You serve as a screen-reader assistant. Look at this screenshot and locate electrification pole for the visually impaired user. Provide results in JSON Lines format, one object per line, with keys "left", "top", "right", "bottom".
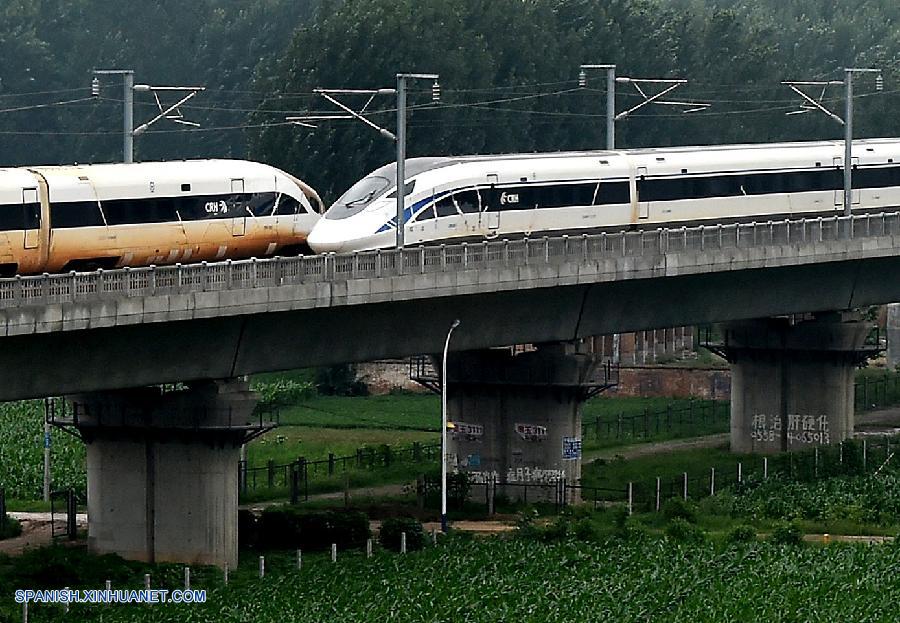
{"left": 782, "top": 68, "right": 882, "bottom": 217}
{"left": 578, "top": 65, "right": 709, "bottom": 150}
{"left": 395, "top": 73, "right": 439, "bottom": 248}
{"left": 92, "top": 69, "right": 135, "bottom": 162}
{"left": 291, "top": 73, "right": 440, "bottom": 248}
{"left": 579, "top": 64, "right": 616, "bottom": 149}
{"left": 92, "top": 70, "right": 205, "bottom": 163}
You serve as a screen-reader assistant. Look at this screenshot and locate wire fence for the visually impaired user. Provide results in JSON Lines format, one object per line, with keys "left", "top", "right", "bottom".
{"left": 239, "top": 442, "right": 440, "bottom": 500}
{"left": 584, "top": 400, "right": 727, "bottom": 442}
{"left": 856, "top": 373, "right": 900, "bottom": 412}
{"left": 450, "top": 436, "right": 897, "bottom": 513}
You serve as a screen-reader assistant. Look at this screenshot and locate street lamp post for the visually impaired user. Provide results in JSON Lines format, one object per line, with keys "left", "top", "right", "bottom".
{"left": 441, "top": 318, "right": 460, "bottom": 533}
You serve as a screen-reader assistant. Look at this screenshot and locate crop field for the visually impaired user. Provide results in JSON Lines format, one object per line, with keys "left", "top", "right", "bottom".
{"left": 9, "top": 537, "right": 899, "bottom": 623}
{"left": 0, "top": 401, "right": 85, "bottom": 501}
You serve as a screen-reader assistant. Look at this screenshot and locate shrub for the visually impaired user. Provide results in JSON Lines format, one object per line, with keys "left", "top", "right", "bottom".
{"left": 725, "top": 524, "right": 757, "bottom": 544}
{"left": 573, "top": 517, "right": 600, "bottom": 541}
{"left": 662, "top": 497, "right": 697, "bottom": 523}
{"left": 379, "top": 517, "right": 426, "bottom": 552}
{"left": 771, "top": 521, "right": 804, "bottom": 546}
{"left": 256, "top": 508, "right": 370, "bottom": 551}
{"left": 0, "top": 514, "right": 21, "bottom": 540}
{"left": 665, "top": 518, "right": 706, "bottom": 544}
{"left": 315, "top": 364, "right": 369, "bottom": 396}
{"left": 238, "top": 509, "right": 258, "bottom": 549}
{"left": 252, "top": 379, "right": 315, "bottom": 407}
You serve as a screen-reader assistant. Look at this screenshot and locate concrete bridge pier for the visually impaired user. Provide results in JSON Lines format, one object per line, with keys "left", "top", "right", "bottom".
{"left": 718, "top": 315, "right": 875, "bottom": 454}
{"left": 445, "top": 343, "right": 613, "bottom": 502}
{"left": 66, "top": 379, "right": 262, "bottom": 570}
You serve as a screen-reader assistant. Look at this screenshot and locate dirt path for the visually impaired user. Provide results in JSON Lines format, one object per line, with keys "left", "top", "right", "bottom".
{"left": 240, "top": 483, "right": 408, "bottom": 512}
{"left": 0, "top": 513, "right": 87, "bottom": 556}
{"left": 584, "top": 433, "right": 730, "bottom": 463}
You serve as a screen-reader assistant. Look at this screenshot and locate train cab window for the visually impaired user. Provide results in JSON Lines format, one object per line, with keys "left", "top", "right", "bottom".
{"left": 246, "top": 192, "right": 277, "bottom": 216}
{"left": 50, "top": 201, "right": 105, "bottom": 228}
{"left": 275, "top": 194, "right": 304, "bottom": 215}
{"left": 386, "top": 180, "right": 416, "bottom": 199}
{"left": 453, "top": 190, "right": 480, "bottom": 213}
{"left": 434, "top": 195, "right": 458, "bottom": 217}
{"left": 415, "top": 206, "right": 435, "bottom": 221}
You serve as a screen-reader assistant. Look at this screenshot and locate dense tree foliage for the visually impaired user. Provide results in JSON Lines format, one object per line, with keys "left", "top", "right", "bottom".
{"left": 0, "top": 0, "right": 318, "bottom": 165}
{"left": 251, "top": 0, "right": 900, "bottom": 202}
{"left": 1, "top": 0, "right": 899, "bottom": 204}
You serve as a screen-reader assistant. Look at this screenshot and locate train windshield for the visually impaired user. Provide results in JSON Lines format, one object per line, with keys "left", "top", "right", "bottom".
{"left": 324, "top": 157, "right": 457, "bottom": 220}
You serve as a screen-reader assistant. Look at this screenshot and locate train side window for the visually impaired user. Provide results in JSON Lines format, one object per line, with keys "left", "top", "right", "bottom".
{"left": 599, "top": 181, "right": 630, "bottom": 204}
{"left": 50, "top": 201, "right": 105, "bottom": 228}
{"left": 434, "top": 195, "right": 458, "bottom": 217}
{"left": 0, "top": 204, "right": 34, "bottom": 231}
{"left": 454, "top": 190, "right": 480, "bottom": 213}
{"left": 415, "top": 205, "right": 435, "bottom": 221}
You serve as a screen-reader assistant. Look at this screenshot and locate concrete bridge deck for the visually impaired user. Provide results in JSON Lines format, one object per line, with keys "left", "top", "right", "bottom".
{"left": 1, "top": 213, "right": 900, "bottom": 400}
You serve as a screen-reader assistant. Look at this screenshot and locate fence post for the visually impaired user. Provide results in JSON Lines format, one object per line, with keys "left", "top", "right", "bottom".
{"left": 737, "top": 462, "right": 743, "bottom": 484}
{"left": 267, "top": 459, "right": 275, "bottom": 488}
{"left": 356, "top": 448, "right": 363, "bottom": 468}
{"left": 682, "top": 472, "right": 688, "bottom": 500}
{"left": 413, "top": 442, "right": 422, "bottom": 462}
{"left": 710, "top": 467, "right": 715, "bottom": 496}
{"left": 144, "top": 574, "right": 151, "bottom": 590}
{"left": 627, "top": 482, "right": 633, "bottom": 515}
{"left": 259, "top": 555, "right": 265, "bottom": 579}
{"left": 366, "top": 539, "right": 373, "bottom": 558}
{"left": 814, "top": 447, "right": 819, "bottom": 478}
{"left": 184, "top": 567, "right": 191, "bottom": 591}
{"left": 863, "top": 439, "right": 868, "bottom": 472}
{"left": 224, "top": 563, "right": 229, "bottom": 585}
{"left": 328, "top": 453, "right": 335, "bottom": 476}
{"left": 401, "top": 532, "right": 407, "bottom": 554}
{"left": 655, "top": 477, "right": 661, "bottom": 512}
{"left": 763, "top": 457, "right": 768, "bottom": 480}
{"left": 331, "top": 543, "right": 337, "bottom": 563}
{"left": 488, "top": 479, "right": 495, "bottom": 516}
{"left": 22, "top": 602, "right": 27, "bottom": 623}
{"left": 290, "top": 462, "right": 299, "bottom": 505}
{"left": 66, "top": 488, "right": 77, "bottom": 541}
{"left": 595, "top": 416, "right": 601, "bottom": 440}
{"left": 297, "top": 549, "right": 303, "bottom": 570}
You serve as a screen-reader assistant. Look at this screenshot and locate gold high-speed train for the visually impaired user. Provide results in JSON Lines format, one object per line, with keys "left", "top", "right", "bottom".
{"left": 0, "top": 159, "right": 323, "bottom": 276}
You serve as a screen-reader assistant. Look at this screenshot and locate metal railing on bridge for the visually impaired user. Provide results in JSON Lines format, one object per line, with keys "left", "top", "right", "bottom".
{"left": 1, "top": 211, "right": 898, "bottom": 308}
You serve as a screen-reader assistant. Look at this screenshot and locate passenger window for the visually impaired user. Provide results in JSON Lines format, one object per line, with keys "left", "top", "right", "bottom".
{"left": 454, "top": 190, "right": 480, "bottom": 213}
{"left": 415, "top": 206, "right": 435, "bottom": 221}
{"left": 434, "top": 196, "right": 458, "bottom": 217}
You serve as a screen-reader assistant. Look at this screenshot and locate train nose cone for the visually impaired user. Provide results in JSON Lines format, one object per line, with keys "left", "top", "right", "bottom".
{"left": 307, "top": 220, "right": 348, "bottom": 254}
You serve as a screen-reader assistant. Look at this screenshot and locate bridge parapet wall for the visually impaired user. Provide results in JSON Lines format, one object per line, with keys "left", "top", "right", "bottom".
{"left": 0, "top": 213, "right": 898, "bottom": 339}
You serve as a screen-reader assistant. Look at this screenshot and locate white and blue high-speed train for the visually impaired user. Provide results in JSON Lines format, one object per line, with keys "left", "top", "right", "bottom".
{"left": 307, "top": 138, "right": 900, "bottom": 253}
